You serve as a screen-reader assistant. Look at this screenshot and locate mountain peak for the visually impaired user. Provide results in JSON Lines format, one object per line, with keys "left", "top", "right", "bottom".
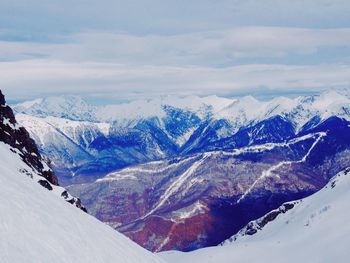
{"left": 313, "top": 90, "right": 349, "bottom": 109}
{"left": 14, "top": 95, "right": 97, "bottom": 122}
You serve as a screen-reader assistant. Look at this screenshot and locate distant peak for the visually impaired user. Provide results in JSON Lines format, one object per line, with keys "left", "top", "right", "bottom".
{"left": 312, "top": 89, "right": 349, "bottom": 110}
{"left": 318, "top": 89, "right": 347, "bottom": 99}
{"left": 42, "top": 95, "right": 88, "bottom": 104}
{"left": 240, "top": 95, "right": 259, "bottom": 103}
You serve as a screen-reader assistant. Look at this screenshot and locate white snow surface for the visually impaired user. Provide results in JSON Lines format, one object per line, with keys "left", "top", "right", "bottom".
{"left": 0, "top": 142, "right": 165, "bottom": 263}
{"left": 160, "top": 167, "right": 350, "bottom": 263}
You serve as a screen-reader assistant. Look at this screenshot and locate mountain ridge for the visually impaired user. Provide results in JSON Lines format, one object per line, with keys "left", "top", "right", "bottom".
{"left": 13, "top": 90, "right": 350, "bottom": 185}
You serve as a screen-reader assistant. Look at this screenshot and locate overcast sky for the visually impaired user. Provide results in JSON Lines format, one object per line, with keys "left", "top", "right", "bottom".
{"left": 1, "top": 0, "right": 350, "bottom": 102}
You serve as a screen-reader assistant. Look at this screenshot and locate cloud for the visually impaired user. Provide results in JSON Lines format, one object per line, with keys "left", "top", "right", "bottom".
{"left": 1, "top": 60, "right": 350, "bottom": 101}
{"left": 1, "top": 0, "right": 350, "bottom": 101}
{"left": 1, "top": 0, "right": 350, "bottom": 37}
{"left": 1, "top": 27, "right": 350, "bottom": 67}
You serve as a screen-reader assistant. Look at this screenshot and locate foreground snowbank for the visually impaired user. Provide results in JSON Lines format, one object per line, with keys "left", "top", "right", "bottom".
{"left": 0, "top": 142, "right": 165, "bottom": 263}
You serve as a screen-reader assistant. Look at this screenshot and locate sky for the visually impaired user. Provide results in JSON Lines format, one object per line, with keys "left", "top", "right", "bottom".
{"left": 1, "top": 0, "right": 350, "bottom": 103}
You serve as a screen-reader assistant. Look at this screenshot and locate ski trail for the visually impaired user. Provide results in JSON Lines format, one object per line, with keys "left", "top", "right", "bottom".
{"left": 155, "top": 202, "right": 207, "bottom": 252}
{"left": 156, "top": 236, "right": 171, "bottom": 253}
{"left": 217, "top": 132, "right": 324, "bottom": 158}
{"left": 98, "top": 156, "right": 197, "bottom": 182}
{"left": 155, "top": 223, "right": 177, "bottom": 252}
{"left": 141, "top": 153, "right": 210, "bottom": 219}
{"left": 237, "top": 132, "right": 326, "bottom": 204}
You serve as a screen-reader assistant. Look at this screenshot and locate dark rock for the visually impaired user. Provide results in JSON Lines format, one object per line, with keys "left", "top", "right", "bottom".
{"left": 38, "top": 180, "right": 53, "bottom": 191}
{"left": 61, "top": 190, "right": 69, "bottom": 199}
{"left": 0, "top": 90, "right": 58, "bottom": 185}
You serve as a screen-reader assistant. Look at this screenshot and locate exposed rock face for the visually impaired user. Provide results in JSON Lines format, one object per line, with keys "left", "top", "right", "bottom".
{"left": 0, "top": 91, "right": 57, "bottom": 185}
{"left": 0, "top": 90, "right": 86, "bottom": 211}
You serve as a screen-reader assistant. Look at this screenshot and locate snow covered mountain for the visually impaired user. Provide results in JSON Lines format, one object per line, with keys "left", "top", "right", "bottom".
{"left": 216, "top": 90, "right": 350, "bottom": 130}
{"left": 14, "top": 91, "right": 350, "bottom": 126}
{"left": 13, "top": 96, "right": 98, "bottom": 122}
{"left": 14, "top": 95, "right": 232, "bottom": 184}
{"left": 0, "top": 90, "right": 165, "bottom": 263}
{"left": 13, "top": 95, "right": 233, "bottom": 123}
{"left": 181, "top": 90, "right": 350, "bottom": 153}
{"left": 13, "top": 90, "right": 350, "bottom": 185}
{"left": 15, "top": 114, "right": 112, "bottom": 184}
{"left": 160, "top": 167, "right": 350, "bottom": 263}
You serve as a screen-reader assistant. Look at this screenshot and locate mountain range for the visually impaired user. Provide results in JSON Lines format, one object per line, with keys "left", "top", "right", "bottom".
{"left": 13, "top": 90, "right": 350, "bottom": 184}
{"left": 13, "top": 90, "right": 350, "bottom": 252}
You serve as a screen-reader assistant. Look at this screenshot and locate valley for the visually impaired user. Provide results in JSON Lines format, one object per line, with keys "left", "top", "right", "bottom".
{"left": 13, "top": 90, "right": 350, "bottom": 251}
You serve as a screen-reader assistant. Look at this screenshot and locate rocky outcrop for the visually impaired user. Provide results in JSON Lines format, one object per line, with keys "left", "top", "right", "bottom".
{"left": 223, "top": 201, "right": 299, "bottom": 243}
{"left": 0, "top": 90, "right": 86, "bottom": 211}
{"left": 0, "top": 91, "right": 57, "bottom": 185}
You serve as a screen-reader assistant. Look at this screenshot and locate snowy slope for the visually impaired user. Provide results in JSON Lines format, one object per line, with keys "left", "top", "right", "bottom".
{"left": 16, "top": 114, "right": 110, "bottom": 147}
{"left": 160, "top": 167, "right": 350, "bottom": 263}
{"left": 0, "top": 141, "right": 165, "bottom": 263}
